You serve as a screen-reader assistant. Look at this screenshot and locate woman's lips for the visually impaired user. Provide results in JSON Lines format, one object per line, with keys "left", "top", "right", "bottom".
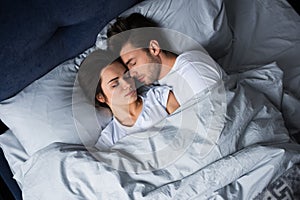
{"left": 125, "top": 90, "right": 136, "bottom": 97}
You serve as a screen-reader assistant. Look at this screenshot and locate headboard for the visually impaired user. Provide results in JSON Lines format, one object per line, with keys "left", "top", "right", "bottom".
{"left": 0, "top": 0, "right": 141, "bottom": 102}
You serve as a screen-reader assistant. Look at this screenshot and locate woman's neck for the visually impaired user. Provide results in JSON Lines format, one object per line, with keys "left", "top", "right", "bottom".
{"left": 111, "top": 97, "right": 143, "bottom": 127}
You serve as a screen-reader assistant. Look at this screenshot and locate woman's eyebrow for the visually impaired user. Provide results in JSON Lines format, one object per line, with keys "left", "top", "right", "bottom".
{"left": 107, "top": 69, "right": 128, "bottom": 84}
{"left": 107, "top": 77, "right": 118, "bottom": 84}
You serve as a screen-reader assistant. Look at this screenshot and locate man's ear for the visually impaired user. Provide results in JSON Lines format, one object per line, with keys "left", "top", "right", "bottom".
{"left": 96, "top": 93, "right": 106, "bottom": 103}
{"left": 149, "top": 40, "right": 161, "bottom": 56}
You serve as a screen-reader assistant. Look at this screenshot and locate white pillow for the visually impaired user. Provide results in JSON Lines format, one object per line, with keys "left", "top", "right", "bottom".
{"left": 0, "top": 129, "right": 28, "bottom": 175}
{"left": 97, "top": 0, "right": 232, "bottom": 59}
{"left": 0, "top": 48, "right": 112, "bottom": 156}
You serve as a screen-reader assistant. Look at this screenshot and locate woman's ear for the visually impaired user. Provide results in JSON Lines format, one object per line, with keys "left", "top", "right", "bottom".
{"left": 96, "top": 93, "right": 106, "bottom": 103}
{"left": 149, "top": 40, "right": 161, "bottom": 56}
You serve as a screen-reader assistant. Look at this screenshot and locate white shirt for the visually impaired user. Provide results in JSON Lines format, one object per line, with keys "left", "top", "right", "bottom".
{"left": 95, "top": 86, "right": 171, "bottom": 149}
{"left": 158, "top": 50, "right": 224, "bottom": 105}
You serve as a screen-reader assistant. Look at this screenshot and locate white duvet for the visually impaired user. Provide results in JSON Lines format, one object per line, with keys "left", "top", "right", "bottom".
{"left": 14, "top": 63, "right": 300, "bottom": 200}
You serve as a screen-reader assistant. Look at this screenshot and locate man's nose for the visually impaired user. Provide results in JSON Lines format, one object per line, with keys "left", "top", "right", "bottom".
{"left": 129, "top": 69, "right": 138, "bottom": 77}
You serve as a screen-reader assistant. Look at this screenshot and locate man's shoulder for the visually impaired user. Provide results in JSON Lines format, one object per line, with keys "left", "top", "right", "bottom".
{"left": 178, "top": 50, "right": 210, "bottom": 61}
{"left": 174, "top": 50, "right": 204, "bottom": 71}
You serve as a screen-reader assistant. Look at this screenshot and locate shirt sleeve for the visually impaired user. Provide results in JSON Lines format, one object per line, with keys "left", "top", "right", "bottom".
{"left": 147, "top": 86, "right": 171, "bottom": 109}
{"left": 95, "top": 121, "right": 114, "bottom": 150}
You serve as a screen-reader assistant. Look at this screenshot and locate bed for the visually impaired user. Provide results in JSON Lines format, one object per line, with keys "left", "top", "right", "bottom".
{"left": 0, "top": 0, "right": 300, "bottom": 199}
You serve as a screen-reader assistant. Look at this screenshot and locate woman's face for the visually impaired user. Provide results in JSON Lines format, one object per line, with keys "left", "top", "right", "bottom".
{"left": 98, "top": 61, "right": 137, "bottom": 107}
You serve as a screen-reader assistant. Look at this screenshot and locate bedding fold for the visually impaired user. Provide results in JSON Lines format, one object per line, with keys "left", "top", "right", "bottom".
{"left": 15, "top": 64, "right": 300, "bottom": 200}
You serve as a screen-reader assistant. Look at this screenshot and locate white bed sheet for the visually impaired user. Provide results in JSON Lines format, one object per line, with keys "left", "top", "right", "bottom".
{"left": 0, "top": 0, "right": 300, "bottom": 199}
{"left": 14, "top": 63, "right": 300, "bottom": 200}
{"left": 0, "top": 130, "right": 29, "bottom": 176}
{"left": 220, "top": 0, "right": 300, "bottom": 138}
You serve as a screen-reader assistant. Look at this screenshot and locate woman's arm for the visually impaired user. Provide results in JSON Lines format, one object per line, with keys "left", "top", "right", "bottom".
{"left": 166, "top": 91, "right": 180, "bottom": 114}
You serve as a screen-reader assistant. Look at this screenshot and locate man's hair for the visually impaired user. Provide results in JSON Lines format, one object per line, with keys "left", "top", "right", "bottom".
{"left": 107, "top": 13, "right": 158, "bottom": 38}
{"left": 107, "top": 13, "right": 175, "bottom": 56}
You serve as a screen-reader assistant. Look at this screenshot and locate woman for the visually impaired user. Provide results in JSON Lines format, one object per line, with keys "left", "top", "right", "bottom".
{"left": 78, "top": 49, "right": 179, "bottom": 149}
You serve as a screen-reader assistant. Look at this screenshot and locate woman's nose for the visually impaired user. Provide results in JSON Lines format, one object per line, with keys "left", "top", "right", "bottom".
{"left": 121, "top": 79, "right": 131, "bottom": 89}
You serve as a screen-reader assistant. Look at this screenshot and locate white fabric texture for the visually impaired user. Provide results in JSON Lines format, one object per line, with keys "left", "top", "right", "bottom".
{"left": 96, "top": 86, "right": 171, "bottom": 149}
{"left": 219, "top": 0, "right": 300, "bottom": 137}
{"left": 0, "top": 48, "right": 112, "bottom": 156}
{"left": 1, "top": 0, "right": 300, "bottom": 198}
{"left": 0, "top": 130, "right": 29, "bottom": 176}
{"left": 158, "top": 50, "right": 225, "bottom": 105}
{"left": 14, "top": 64, "right": 300, "bottom": 200}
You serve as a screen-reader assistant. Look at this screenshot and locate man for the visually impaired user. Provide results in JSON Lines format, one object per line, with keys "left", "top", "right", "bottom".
{"left": 107, "top": 13, "right": 224, "bottom": 105}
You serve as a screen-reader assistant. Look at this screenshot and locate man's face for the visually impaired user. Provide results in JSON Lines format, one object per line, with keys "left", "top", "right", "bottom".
{"left": 120, "top": 42, "right": 161, "bottom": 85}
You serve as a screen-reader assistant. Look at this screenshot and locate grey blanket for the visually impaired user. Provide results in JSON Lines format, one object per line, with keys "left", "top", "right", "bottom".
{"left": 15, "top": 63, "right": 300, "bottom": 200}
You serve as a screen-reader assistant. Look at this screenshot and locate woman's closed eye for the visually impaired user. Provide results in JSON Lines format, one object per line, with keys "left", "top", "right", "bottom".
{"left": 110, "top": 81, "right": 119, "bottom": 88}
{"left": 107, "top": 75, "right": 121, "bottom": 88}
